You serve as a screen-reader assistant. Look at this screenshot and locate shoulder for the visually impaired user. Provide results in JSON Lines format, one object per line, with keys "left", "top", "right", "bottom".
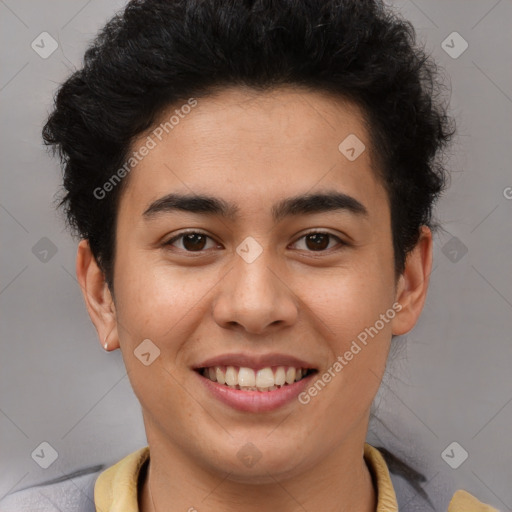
{"left": 0, "top": 467, "right": 101, "bottom": 512}
{"left": 448, "top": 489, "right": 500, "bottom": 512}
{"left": 366, "top": 443, "right": 500, "bottom": 512}
{"left": 94, "top": 445, "right": 150, "bottom": 511}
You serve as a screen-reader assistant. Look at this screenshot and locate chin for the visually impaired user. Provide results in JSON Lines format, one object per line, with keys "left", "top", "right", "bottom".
{"left": 206, "top": 441, "right": 313, "bottom": 482}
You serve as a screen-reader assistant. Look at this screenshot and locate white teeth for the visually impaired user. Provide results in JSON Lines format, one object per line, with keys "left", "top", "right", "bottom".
{"left": 201, "top": 365, "right": 311, "bottom": 391}
{"left": 256, "top": 368, "right": 275, "bottom": 388}
{"left": 275, "top": 366, "right": 286, "bottom": 386}
{"left": 225, "top": 366, "right": 237, "bottom": 386}
{"left": 285, "top": 367, "right": 296, "bottom": 384}
{"left": 238, "top": 367, "right": 256, "bottom": 387}
{"left": 215, "top": 367, "right": 225, "bottom": 385}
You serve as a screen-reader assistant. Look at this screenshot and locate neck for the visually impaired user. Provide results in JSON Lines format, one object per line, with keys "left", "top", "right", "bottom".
{"left": 139, "top": 429, "right": 376, "bottom": 512}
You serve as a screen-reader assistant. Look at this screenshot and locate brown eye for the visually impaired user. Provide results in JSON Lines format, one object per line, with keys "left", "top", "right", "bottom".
{"left": 165, "top": 232, "right": 217, "bottom": 252}
{"left": 292, "top": 232, "right": 344, "bottom": 252}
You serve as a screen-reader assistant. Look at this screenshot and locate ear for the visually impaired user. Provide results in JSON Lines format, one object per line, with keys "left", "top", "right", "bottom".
{"left": 76, "top": 239, "right": 119, "bottom": 351}
{"left": 391, "top": 226, "right": 433, "bottom": 336}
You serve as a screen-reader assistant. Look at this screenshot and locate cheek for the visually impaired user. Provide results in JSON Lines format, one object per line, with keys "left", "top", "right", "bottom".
{"left": 113, "top": 248, "right": 208, "bottom": 343}
{"left": 299, "top": 273, "right": 393, "bottom": 435}
{"left": 302, "top": 252, "right": 396, "bottom": 401}
{"left": 112, "top": 253, "right": 204, "bottom": 411}
{"left": 307, "top": 258, "right": 396, "bottom": 340}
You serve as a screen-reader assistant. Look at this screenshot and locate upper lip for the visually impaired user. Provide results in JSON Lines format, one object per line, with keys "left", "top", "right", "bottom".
{"left": 194, "top": 353, "right": 317, "bottom": 371}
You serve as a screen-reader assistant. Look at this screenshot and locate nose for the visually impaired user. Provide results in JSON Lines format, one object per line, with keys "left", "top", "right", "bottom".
{"left": 212, "top": 243, "right": 299, "bottom": 335}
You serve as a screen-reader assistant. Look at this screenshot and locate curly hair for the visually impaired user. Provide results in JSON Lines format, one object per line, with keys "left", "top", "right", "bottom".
{"left": 43, "top": 0, "right": 455, "bottom": 292}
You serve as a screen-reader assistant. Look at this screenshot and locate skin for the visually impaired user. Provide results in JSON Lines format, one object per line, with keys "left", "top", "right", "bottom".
{"left": 76, "top": 86, "right": 432, "bottom": 512}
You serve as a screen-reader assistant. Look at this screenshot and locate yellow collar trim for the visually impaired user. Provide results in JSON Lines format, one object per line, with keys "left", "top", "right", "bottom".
{"left": 94, "top": 443, "right": 496, "bottom": 512}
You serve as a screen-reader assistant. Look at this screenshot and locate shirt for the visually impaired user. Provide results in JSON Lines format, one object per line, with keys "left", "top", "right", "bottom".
{"left": 93, "top": 443, "right": 500, "bottom": 512}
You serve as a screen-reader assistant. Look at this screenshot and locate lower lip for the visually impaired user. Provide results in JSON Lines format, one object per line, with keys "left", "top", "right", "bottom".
{"left": 195, "top": 370, "right": 316, "bottom": 413}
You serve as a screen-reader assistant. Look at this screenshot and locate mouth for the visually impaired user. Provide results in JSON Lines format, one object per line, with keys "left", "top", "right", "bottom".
{"left": 196, "top": 365, "right": 318, "bottom": 392}
{"left": 193, "top": 353, "right": 319, "bottom": 412}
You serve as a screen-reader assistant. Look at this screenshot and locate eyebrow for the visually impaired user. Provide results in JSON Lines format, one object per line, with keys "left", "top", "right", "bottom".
{"left": 142, "top": 190, "right": 368, "bottom": 222}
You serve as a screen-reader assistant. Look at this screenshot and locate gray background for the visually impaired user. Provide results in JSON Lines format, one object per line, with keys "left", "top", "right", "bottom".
{"left": 0, "top": 0, "right": 511, "bottom": 510}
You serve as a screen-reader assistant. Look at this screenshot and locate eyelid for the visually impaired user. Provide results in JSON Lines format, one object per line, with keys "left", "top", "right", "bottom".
{"left": 164, "top": 229, "right": 348, "bottom": 253}
{"left": 164, "top": 229, "right": 219, "bottom": 247}
{"left": 290, "top": 230, "right": 347, "bottom": 249}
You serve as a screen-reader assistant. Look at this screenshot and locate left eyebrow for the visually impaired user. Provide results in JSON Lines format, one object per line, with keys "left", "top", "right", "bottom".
{"left": 142, "top": 190, "right": 369, "bottom": 222}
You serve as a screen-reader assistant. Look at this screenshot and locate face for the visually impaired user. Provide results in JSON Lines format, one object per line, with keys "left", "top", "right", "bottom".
{"left": 79, "top": 86, "right": 431, "bottom": 482}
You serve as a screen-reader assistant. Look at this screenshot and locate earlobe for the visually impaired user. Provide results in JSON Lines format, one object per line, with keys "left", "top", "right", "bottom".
{"left": 391, "top": 226, "right": 433, "bottom": 336}
{"left": 76, "top": 239, "right": 119, "bottom": 351}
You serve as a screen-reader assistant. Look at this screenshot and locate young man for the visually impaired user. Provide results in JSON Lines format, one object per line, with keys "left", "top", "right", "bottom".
{"left": 0, "top": 0, "right": 498, "bottom": 510}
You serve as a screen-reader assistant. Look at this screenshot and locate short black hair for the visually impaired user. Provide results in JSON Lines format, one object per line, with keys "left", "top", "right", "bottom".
{"left": 43, "top": 0, "right": 455, "bottom": 292}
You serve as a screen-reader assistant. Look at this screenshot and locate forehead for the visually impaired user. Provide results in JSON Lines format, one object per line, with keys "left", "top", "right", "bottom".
{"left": 118, "top": 86, "right": 387, "bottom": 221}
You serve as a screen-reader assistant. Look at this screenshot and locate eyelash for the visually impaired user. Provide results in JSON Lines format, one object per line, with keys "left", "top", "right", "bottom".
{"left": 163, "top": 230, "right": 347, "bottom": 254}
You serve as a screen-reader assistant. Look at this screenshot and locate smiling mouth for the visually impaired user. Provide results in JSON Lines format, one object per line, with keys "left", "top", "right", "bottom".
{"left": 196, "top": 365, "right": 317, "bottom": 392}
